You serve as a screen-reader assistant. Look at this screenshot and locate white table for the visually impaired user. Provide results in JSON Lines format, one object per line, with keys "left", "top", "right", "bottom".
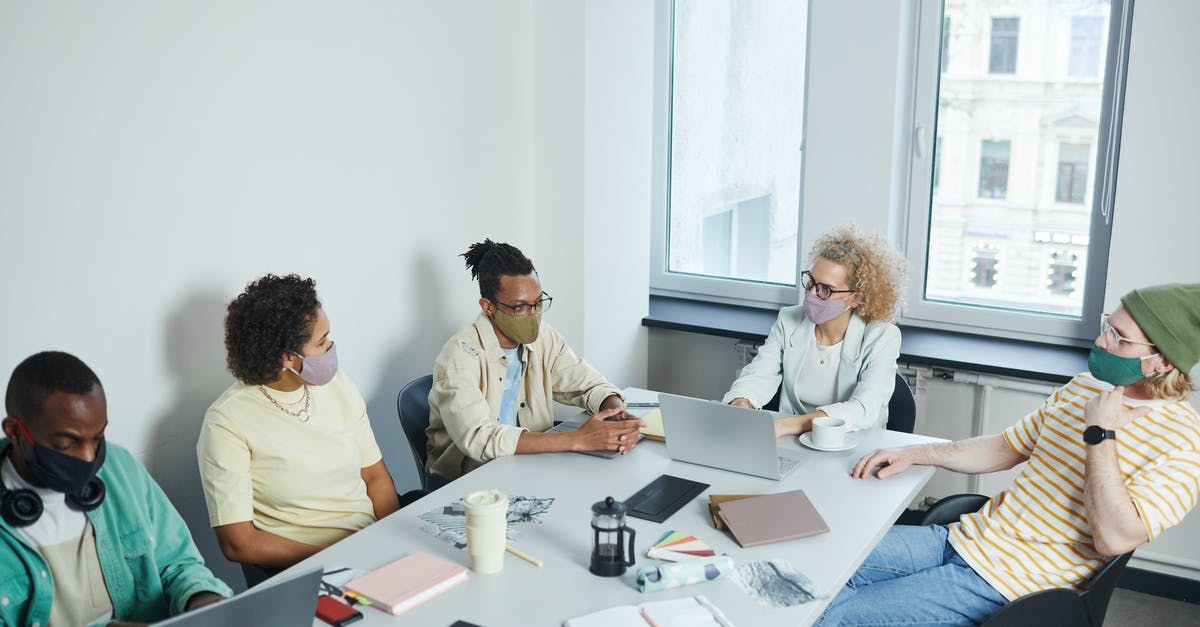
{"left": 293, "top": 392, "right": 939, "bottom": 626}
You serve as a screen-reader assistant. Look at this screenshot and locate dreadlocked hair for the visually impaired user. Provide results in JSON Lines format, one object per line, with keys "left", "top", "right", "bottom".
{"left": 461, "top": 239, "right": 536, "bottom": 299}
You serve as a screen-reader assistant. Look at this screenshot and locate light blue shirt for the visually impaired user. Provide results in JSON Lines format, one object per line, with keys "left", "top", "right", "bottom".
{"left": 499, "top": 346, "right": 525, "bottom": 426}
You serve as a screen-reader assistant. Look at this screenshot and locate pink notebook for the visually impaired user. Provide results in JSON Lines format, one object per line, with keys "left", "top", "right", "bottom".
{"left": 343, "top": 552, "right": 469, "bottom": 616}
{"left": 717, "top": 489, "right": 829, "bottom": 548}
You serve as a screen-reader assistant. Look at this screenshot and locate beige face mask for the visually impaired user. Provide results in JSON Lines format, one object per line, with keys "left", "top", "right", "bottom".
{"left": 492, "top": 309, "right": 542, "bottom": 345}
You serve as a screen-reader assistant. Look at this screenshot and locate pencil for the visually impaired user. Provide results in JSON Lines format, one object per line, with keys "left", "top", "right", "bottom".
{"left": 505, "top": 544, "right": 543, "bottom": 567}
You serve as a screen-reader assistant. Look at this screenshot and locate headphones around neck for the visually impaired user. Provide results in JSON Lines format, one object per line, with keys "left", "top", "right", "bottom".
{"left": 0, "top": 443, "right": 106, "bottom": 527}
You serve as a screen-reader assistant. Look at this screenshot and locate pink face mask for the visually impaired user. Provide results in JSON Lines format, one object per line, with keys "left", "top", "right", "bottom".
{"left": 288, "top": 342, "right": 339, "bottom": 386}
{"left": 803, "top": 291, "right": 850, "bottom": 324}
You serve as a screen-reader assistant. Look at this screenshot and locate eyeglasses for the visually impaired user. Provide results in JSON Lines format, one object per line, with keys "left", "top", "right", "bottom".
{"left": 801, "top": 271, "right": 856, "bottom": 301}
{"left": 491, "top": 292, "right": 553, "bottom": 318}
{"left": 1100, "top": 314, "right": 1155, "bottom": 349}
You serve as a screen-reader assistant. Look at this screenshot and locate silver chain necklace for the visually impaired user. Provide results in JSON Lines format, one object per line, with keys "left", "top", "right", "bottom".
{"left": 259, "top": 385, "right": 311, "bottom": 422}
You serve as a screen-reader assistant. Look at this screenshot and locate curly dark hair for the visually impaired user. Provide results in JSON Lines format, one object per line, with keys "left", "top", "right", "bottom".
{"left": 6, "top": 351, "right": 102, "bottom": 423}
{"left": 224, "top": 274, "right": 322, "bottom": 385}
{"left": 461, "top": 239, "right": 536, "bottom": 299}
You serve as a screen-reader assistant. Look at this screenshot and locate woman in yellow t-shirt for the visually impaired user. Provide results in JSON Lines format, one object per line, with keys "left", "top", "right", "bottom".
{"left": 197, "top": 274, "right": 400, "bottom": 581}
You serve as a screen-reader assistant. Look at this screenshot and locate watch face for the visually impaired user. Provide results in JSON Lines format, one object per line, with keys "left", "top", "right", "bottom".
{"left": 1083, "top": 425, "right": 1114, "bottom": 444}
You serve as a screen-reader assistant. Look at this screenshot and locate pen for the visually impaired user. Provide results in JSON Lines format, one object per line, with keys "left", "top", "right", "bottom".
{"left": 505, "top": 544, "right": 543, "bottom": 567}
{"left": 640, "top": 607, "right": 661, "bottom": 627}
{"left": 694, "top": 595, "right": 734, "bottom": 627}
{"left": 627, "top": 402, "right": 660, "bottom": 408}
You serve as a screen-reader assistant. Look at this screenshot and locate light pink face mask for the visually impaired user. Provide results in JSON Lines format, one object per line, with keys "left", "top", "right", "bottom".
{"left": 288, "top": 342, "right": 339, "bottom": 386}
{"left": 803, "top": 291, "right": 850, "bottom": 324}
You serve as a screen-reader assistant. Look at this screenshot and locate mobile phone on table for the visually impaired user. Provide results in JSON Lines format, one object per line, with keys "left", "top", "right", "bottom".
{"left": 316, "top": 595, "right": 363, "bottom": 626}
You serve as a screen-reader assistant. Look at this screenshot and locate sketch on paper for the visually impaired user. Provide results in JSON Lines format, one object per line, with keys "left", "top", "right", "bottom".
{"left": 731, "top": 559, "right": 821, "bottom": 607}
{"left": 417, "top": 495, "right": 555, "bottom": 549}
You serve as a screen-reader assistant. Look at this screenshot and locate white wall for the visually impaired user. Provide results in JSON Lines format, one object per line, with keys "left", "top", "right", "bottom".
{"left": 0, "top": 2, "right": 536, "bottom": 588}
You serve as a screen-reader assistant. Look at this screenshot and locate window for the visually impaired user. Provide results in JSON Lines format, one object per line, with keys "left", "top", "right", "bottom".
{"left": 651, "top": 0, "right": 807, "bottom": 305}
{"left": 906, "top": 0, "right": 1133, "bottom": 343}
{"left": 970, "top": 244, "right": 1000, "bottom": 289}
{"left": 978, "top": 140, "right": 1010, "bottom": 199}
{"left": 1056, "top": 143, "right": 1090, "bottom": 204}
{"left": 1047, "top": 249, "right": 1080, "bottom": 296}
{"left": 1069, "top": 16, "right": 1105, "bottom": 79}
{"left": 989, "top": 17, "right": 1019, "bottom": 75}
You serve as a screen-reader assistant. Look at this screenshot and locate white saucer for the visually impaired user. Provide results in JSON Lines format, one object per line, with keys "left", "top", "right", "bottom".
{"left": 798, "top": 432, "right": 859, "bottom": 452}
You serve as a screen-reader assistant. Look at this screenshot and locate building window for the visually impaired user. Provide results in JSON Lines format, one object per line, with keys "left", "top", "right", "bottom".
{"left": 906, "top": 0, "right": 1132, "bottom": 343}
{"left": 1047, "top": 249, "right": 1080, "bottom": 296}
{"left": 989, "top": 17, "right": 1019, "bottom": 75}
{"left": 652, "top": 0, "right": 807, "bottom": 305}
{"left": 978, "top": 140, "right": 1011, "bottom": 199}
{"left": 1056, "top": 143, "right": 1090, "bottom": 204}
{"left": 1069, "top": 16, "right": 1105, "bottom": 79}
{"left": 970, "top": 245, "right": 1000, "bottom": 289}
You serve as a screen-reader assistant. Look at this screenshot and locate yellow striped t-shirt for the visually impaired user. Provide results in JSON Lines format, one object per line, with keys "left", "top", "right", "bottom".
{"left": 948, "top": 373, "right": 1200, "bottom": 601}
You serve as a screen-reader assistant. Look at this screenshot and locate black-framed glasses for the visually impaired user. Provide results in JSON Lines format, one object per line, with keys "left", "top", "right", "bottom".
{"left": 491, "top": 292, "right": 553, "bottom": 318}
{"left": 801, "top": 271, "right": 856, "bottom": 301}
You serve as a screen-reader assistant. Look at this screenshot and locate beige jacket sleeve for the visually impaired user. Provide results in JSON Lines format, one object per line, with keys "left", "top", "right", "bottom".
{"left": 541, "top": 325, "right": 623, "bottom": 412}
{"left": 429, "top": 343, "right": 526, "bottom": 467}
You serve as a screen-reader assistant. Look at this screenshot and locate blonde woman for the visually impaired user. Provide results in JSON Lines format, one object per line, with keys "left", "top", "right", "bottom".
{"left": 724, "top": 225, "right": 907, "bottom": 437}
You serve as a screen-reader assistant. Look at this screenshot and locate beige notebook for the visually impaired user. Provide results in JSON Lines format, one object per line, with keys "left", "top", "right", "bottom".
{"left": 639, "top": 409, "right": 665, "bottom": 442}
{"left": 717, "top": 489, "right": 829, "bottom": 548}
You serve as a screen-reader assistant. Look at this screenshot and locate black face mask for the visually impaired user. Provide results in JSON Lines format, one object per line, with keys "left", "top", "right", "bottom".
{"left": 14, "top": 418, "right": 107, "bottom": 495}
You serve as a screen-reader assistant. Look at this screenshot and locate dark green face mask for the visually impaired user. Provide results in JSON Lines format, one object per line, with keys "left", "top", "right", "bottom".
{"left": 491, "top": 309, "right": 541, "bottom": 345}
{"left": 1087, "top": 344, "right": 1150, "bottom": 386}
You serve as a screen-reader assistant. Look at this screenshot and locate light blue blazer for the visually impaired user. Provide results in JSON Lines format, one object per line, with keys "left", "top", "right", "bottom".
{"left": 722, "top": 306, "right": 901, "bottom": 431}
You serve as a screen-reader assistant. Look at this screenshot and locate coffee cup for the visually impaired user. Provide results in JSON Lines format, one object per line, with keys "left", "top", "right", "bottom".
{"left": 462, "top": 489, "right": 509, "bottom": 574}
{"left": 811, "top": 416, "right": 847, "bottom": 449}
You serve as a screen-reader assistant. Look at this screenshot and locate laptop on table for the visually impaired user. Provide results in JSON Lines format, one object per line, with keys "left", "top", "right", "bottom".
{"left": 155, "top": 567, "right": 323, "bottom": 626}
{"left": 658, "top": 393, "right": 803, "bottom": 480}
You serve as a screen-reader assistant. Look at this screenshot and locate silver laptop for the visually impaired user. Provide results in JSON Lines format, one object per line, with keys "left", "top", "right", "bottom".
{"left": 155, "top": 566, "right": 323, "bottom": 626}
{"left": 659, "top": 393, "right": 803, "bottom": 480}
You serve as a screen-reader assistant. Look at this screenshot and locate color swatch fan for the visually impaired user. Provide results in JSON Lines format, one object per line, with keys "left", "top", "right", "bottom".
{"left": 645, "top": 530, "right": 716, "bottom": 562}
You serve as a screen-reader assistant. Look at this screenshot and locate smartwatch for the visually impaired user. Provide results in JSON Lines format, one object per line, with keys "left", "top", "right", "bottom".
{"left": 1083, "top": 425, "right": 1117, "bottom": 445}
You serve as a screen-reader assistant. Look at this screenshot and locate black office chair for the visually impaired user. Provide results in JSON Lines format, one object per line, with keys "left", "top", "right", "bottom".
{"left": 886, "top": 373, "right": 916, "bottom": 434}
{"left": 240, "top": 562, "right": 281, "bottom": 588}
{"left": 920, "top": 493, "right": 1132, "bottom": 627}
{"left": 398, "top": 374, "right": 435, "bottom": 491}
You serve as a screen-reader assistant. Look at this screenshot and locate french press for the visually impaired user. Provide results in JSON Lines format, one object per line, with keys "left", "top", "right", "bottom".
{"left": 590, "top": 496, "right": 637, "bottom": 577}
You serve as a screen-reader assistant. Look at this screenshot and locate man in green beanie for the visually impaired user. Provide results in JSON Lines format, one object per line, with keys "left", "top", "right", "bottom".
{"left": 815, "top": 284, "right": 1199, "bottom": 627}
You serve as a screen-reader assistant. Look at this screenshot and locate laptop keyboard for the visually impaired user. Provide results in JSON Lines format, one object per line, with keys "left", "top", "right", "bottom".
{"left": 778, "top": 455, "right": 801, "bottom": 476}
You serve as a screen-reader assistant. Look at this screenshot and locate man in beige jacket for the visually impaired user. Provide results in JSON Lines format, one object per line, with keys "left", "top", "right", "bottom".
{"left": 425, "top": 240, "right": 643, "bottom": 484}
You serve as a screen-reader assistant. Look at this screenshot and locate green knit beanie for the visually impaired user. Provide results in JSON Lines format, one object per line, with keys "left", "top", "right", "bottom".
{"left": 1121, "top": 283, "right": 1200, "bottom": 374}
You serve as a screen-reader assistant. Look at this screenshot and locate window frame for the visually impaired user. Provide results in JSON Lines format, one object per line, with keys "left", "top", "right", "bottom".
{"left": 649, "top": 0, "right": 811, "bottom": 309}
{"left": 901, "top": 0, "right": 1134, "bottom": 345}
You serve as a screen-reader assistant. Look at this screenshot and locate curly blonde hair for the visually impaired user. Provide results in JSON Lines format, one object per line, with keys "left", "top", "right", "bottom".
{"left": 1142, "top": 368, "right": 1196, "bottom": 401}
{"left": 809, "top": 225, "right": 907, "bottom": 322}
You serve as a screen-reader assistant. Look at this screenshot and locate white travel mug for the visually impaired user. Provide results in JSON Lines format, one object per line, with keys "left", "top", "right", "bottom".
{"left": 462, "top": 489, "right": 509, "bottom": 574}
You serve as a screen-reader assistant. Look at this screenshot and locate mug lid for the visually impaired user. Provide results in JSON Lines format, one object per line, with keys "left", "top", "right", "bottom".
{"left": 592, "top": 496, "right": 626, "bottom": 516}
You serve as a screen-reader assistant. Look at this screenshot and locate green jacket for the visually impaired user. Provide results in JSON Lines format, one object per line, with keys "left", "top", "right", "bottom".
{"left": 0, "top": 439, "right": 232, "bottom": 626}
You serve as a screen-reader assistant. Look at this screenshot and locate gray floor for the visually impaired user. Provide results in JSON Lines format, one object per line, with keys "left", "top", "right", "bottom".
{"left": 1106, "top": 589, "right": 1200, "bottom": 626}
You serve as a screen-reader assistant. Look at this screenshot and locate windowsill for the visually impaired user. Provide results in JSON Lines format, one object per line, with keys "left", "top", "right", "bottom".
{"left": 642, "top": 295, "right": 1089, "bottom": 384}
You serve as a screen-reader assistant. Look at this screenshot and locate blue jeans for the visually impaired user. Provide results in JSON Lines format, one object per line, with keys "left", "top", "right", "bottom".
{"left": 815, "top": 525, "right": 1008, "bottom": 626}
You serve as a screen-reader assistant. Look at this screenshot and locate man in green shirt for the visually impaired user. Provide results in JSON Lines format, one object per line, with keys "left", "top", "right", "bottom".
{"left": 1, "top": 351, "right": 231, "bottom": 626}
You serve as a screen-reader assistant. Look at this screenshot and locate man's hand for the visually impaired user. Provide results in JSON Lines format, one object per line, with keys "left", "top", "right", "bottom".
{"left": 575, "top": 407, "right": 645, "bottom": 454}
{"left": 851, "top": 447, "right": 916, "bottom": 480}
{"left": 1085, "top": 386, "right": 1150, "bottom": 430}
{"left": 729, "top": 397, "right": 755, "bottom": 409}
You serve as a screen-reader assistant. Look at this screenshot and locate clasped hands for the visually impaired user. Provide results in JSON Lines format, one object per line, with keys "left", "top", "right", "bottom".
{"left": 576, "top": 402, "right": 645, "bottom": 455}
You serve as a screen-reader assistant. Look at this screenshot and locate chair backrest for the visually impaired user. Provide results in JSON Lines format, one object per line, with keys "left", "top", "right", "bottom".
{"left": 919, "top": 493, "right": 990, "bottom": 525}
{"left": 1080, "top": 551, "right": 1132, "bottom": 626}
{"left": 397, "top": 375, "right": 434, "bottom": 491}
{"left": 886, "top": 373, "right": 917, "bottom": 433}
